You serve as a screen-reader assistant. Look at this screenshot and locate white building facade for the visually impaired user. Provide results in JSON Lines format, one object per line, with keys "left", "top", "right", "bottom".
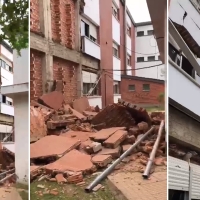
{"left": 135, "top": 22, "right": 165, "bottom": 80}
{"left": 0, "top": 41, "right": 14, "bottom": 142}
{"left": 1, "top": 48, "right": 29, "bottom": 184}
{"left": 168, "top": 0, "right": 200, "bottom": 199}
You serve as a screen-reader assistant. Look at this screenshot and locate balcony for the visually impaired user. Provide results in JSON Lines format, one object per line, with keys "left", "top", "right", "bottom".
{"left": 81, "top": 36, "right": 101, "bottom": 60}
{"left": 112, "top": 16, "right": 120, "bottom": 45}
{"left": 169, "top": 59, "right": 200, "bottom": 117}
{"left": 0, "top": 103, "right": 14, "bottom": 116}
{"left": 113, "top": 56, "right": 121, "bottom": 81}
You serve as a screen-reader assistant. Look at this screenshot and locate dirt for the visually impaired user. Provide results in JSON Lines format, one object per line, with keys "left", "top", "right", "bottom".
{"left": 30, "top": 176, "right": 121, "bottom": 200}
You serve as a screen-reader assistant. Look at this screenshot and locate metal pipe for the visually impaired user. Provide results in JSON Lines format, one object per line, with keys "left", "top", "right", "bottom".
{"left": 85, "top": 126, "right": 155, "bottom": 192}
{"left": 143, "top": 120, "right": 165, "bottom": 179}
{"left": 0, "top": 173, "right": 15, "bottom": 183}
{"left": 0, "top": 168, "right": 15, "bottom": 176}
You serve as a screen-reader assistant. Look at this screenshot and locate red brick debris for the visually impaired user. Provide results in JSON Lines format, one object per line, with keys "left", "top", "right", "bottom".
{"left": 30, "top": 93, "right": 166, "bottom": 187}
{"left": 0, "top": 143, "right": 16, "bottom": 186}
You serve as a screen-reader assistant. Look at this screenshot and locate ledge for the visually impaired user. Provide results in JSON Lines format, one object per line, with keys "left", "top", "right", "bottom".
{"left": 1, "top": 83, "right": 29, "bottom": 98}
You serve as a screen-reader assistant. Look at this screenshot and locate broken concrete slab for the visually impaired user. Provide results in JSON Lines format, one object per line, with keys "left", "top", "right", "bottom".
{"left": 103, "top": 130, "right": 128, "bottom": 148}
{"left": 72, "top": 97, "right": 90, "bottom": 113}
{"left": 92, "top": 155, "right": 112, "bottom": 167}
{"left": 96, "top": 146, "right": 122, "bottom": 159}
{"left": 123, "top": 135, "right": 136, "bottom": 144}
{"left": 90, "top": 127, "right": 126, "bottom": 142}
{"left": 45, "top": 150, "right": 95, "bottom": 173}
{"left": 38, "top": 91, "right": 64, "bottom": 110}
{"left": 30, "top": 135, "right": 81, "bottom": 159}
{"left": 67, "top": 172, "right": 83, "bottom": 184}
{"left": 55, "top": 174, "right": 67, "bottom": 183}
{"left": 81, "top": 140, "right": 102, "bottom": 154}
{"left": 91, "top": 104, "right": 135, "bottom": 129}
{"left": 61, "top": 131, "right": 94, "bottom": 143}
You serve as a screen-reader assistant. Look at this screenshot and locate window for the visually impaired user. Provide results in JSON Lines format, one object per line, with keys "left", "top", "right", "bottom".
{"left": 113, "top": 43, "right": 119, "bottom": 58}
{"left": 128, "top": 85, "right": 135, "bottom": 91}
{"left": 90, "top": 35, "right": 96, "bottom": 43}
{"left": 83, "top": 83, "right": 98, "bottom": 95}
{"left": 127, "top": 25, "right": 131, "bottom": 36}
{"left": 147, "top": 30, "right": 154, "bottom": 35}
{"left": 85, "top": 23, "right": 89, "bottom": 37}
{"left": 148, "top": 56, "right": 155, "bottom": 61}
{"left": 5, "top": 64, "right": 9, "bottom": 71}
{"left": 0, "top": 59, "right": 6, "bottom": 68}
{"left": 113, "top": 82, "right": 120, "bottom": 94}
{"left": 143, "top": 84, "right": 150, "bottom": 91}
{"left": 137, "top": 31, "right": 144, "bottom": 37}
{"left": 127, "top": 54, "right": 131, "bottom": 65}
{"left": 6, "top": 100, "right": 12, "bottom": 106}
{"left": 2, "top": 95, "right": 6, "bottom": 103}
{"left": 112, "top": 4, "right": 118, "bottom": 19}
{"left": 137, "top": 57, "right": 144, "bottom": 62}
{"left": 9, "top": 66, "right": 12, "bottom": 72}
{"left": 0, "top": 132, "right": 13, "bottom": 142}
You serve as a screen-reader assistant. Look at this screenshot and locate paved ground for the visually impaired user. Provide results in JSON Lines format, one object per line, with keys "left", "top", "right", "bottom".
{"left": 108, "top": 171, "right": 167, "bottom": 200}
{"left": 0, "top": 187, "right": 22, "bottom": 200}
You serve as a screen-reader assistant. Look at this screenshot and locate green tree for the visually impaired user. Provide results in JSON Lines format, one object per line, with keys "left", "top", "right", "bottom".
{"left": 0, "top": 0, "right": 28, "bottom": 54}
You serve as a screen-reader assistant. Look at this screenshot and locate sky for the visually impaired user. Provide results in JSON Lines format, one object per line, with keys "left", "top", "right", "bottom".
{"left": 127, "top": 0, "right": 151, "bottom": 23}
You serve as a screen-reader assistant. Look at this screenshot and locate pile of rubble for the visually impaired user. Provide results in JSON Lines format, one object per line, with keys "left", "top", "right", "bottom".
{"left": 0, "top": 143, "right": 15, "bottom": 186}
{"left": 30, "top": 91, "right": 166, "bottom": 188}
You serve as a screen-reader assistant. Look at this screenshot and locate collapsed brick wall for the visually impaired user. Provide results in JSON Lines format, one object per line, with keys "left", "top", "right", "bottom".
{"left": 169, "top": 106, "right": 200, "bottom": 149}
{"left": 30, "top": 50, "right": 44, "bottom": 100}
{"left": 30, "top": 0, "right": 41, "bottom": 34}
{"left": 53, "top": 57, "right": 78, "bottom": 103}
{"left": 51, "top": 0, "right": 75, "bottom": 49}
{"left": 120, "top": 77, "right": 164, "bottom": 105}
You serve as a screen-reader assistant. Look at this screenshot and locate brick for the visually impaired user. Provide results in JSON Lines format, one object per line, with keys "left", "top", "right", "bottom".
{"left": 92, "top": 155, "right": 112, "bottom": 167}
{"left": 97, "top": 146, "right": 121, "bottom": 159}
{"left": 55, "top": 174, "right": 67, "bottom": 183}
{"left": 120, "top": 77, "right": 164, "bottom": 105}
{"left": 123, "top": 135, "right": 136, "bottom": 144}
{"left": 90, "top": 127, "right": 126, "bottom": 142}
{"left": 82, "top": 140, "right": 102, "bottom": 154}
{"left": 103, "top": 130, "right": 128, "bottom": 148}
{"left": 47, "top": 120, "right": 76, "bottom": 129}
{"left": 64, "top": 104, "right": 85, "bottom": 120}
{"left": 30, "top": 135, "right": 81, "bottom": 159}
{"left": 92, "top": 104, "right": 136, "bottom": 129}
{"left": 137, "top": 122, "right": 149, "bottom": 133}
{"left": 39, "top": 91, "right": 64, "bottom": 110}
{"left": 128, "top": 126, "right": 141, "bottom": 136}
{"left": 67, "top": 172, "right": 83, "bottom": 184}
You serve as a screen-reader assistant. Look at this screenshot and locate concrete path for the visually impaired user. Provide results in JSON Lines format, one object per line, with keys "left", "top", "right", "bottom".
{"left": 0, "top": 187, "right": 22, "bottom": 200}
{"left": 108, "top": 171, "right": 167, "bottom": 200}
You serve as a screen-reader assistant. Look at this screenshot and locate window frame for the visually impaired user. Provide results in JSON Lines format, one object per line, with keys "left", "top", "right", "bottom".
{"left": 128, "top": 85, "right": 135, "bottom": 91}
{"left": 143, "top": 84, "right": 150, "bottom": 91}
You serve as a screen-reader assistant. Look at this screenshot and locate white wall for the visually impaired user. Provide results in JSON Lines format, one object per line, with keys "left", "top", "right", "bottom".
{"left": 127, "top": 65, "right": 132, "bottom": 76}
{"left": 170, "top": 0, "right": 200, "bottom": 64}
{"left": 81, "top": 17, "right": 97, "bottom": 39}
{"left": 0, "top": 44, "right": 13, "bottom": 62}
{"left": 83, "top": 37, "right": 101, "bottom": 59}
{"left": 88, "top": 96, "right": 102, "bottom": 109}
{"left": 135, "top": 24, "right": 164, "bottom": 80}
{"left": 1, "top": 103, "right": 14, "bottom": 116}
{"left": 127, "top": 35, "right": 132, "bottom": 55}
{"left": 14, "top": 94, "right": 29, "bottom": 184}
{"left": 126, "top": 13, "right": 131, "bottom": 27}
{"left": 114, "top": 94, "right": 121, "bottom": 103}
{"left": 1, "top": 67, "right": 13, "bottom": 86}
{"left": 112, "top": 16, "right": 120, "bottom": 45}
{"left": 113, "top": 56, "right": 121, "bottom": 81}
{"left": 169, "top": 62, "right": 200, "bottom": 117}
{"left": 13, "top": 49, "right": 29, "bottom": 85}
{"left": 83, "top": 0, "right": 100, "bottom": 26}
{"left": 113, "top": 0, "right": 120, "bottom": 8}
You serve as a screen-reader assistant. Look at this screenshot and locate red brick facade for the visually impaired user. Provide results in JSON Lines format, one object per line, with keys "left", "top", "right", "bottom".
{"left": 30, "top": 50, "right": 43, "bottom": 100}
{"left": 53, "top": 58, "right": 78, "bottom": 103}
{"left": 120, "top": 75, "right": 164, "bottom": 105}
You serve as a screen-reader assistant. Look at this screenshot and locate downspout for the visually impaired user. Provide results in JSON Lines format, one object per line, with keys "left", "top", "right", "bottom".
{"left": 124, "top": 0, "right": 127, "bottom": 75}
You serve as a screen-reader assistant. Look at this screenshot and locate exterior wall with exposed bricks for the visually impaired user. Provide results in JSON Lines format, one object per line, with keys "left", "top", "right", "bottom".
{"left": 50, "top": 0, "right": 75, "bottom": 49}
{"left": 30, "top": 0, "right": 41, "bottom": 34}
{"left": 120, "top": 76, "right": 164, "bottom": 105}
{"left": 30, "top": 50, "right": 44, "bottom": 100}
{"left": 53, "top": 58, "right": 78, "bottom": 103}
{"left": 169, "top": 106, "right": 200, "bottom": 149}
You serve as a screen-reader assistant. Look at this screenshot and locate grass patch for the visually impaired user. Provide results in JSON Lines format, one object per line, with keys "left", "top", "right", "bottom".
{"left": 18, "top": 190, "right": 29, "bottom": 200}
{"left": 31, "top": 176, "right": 118, "bottom": 200}
{"left": 15, "top": 183, "right": 29, "bottom": 200}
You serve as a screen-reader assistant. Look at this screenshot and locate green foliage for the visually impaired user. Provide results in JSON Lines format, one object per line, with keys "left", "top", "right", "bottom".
{"left": 0, "top": 0, "right": 28, "bottom": 54}
{"left": 158, "top": 92, "right": 165, "bottom": 104}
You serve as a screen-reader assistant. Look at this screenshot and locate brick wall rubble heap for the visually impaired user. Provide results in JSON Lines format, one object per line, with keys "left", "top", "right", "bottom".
{"left": 30, "top": 91, "right": 167, "bottom": 191}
